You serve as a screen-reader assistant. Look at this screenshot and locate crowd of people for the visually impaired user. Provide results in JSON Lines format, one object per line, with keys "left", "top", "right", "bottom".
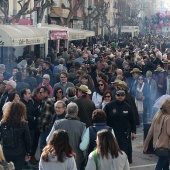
{"left": 0, "top": 33, "right": 169, "bottom": 170}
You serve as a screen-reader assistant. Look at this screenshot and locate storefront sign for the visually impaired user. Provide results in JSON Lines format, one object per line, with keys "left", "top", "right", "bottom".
{"left": 50, "top": 30, "right": 68, "bottom": 40}
{"left": 11, "top": 37, "right": 46, "bottom": 46}
{"left": 69, "top": 32, "right": 86, "bottom": 40}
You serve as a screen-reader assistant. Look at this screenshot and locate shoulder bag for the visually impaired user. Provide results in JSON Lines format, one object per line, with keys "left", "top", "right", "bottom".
{"left": 154, "top": 116, "right": 170, "bottom": 157}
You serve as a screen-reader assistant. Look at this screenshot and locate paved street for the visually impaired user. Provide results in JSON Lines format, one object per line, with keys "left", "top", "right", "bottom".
{"left": 130, "top": 125, "right": 157, "bottom": 170}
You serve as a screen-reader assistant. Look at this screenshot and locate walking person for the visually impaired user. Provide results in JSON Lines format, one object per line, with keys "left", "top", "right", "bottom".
{"left": 39, "top": 130, "right": 77, "bottom": 170}
{"left": 0, "top": 102, "right": 32, "bottom": 170}
{"left": 143, "top": 99, "right": 170, "bottom": 170}
{"left": 47, "top": 102, "right": 86, "bottom": 170}
{"left": 85, "top": 129, "right": 130, "bottom": 170}
{"left": 104, "top": 90, "right": 136, "bottom": 164}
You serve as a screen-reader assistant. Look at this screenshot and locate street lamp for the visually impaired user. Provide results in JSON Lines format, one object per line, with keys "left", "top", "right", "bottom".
{"left": 87, "top": 6, "right": 93, "bottom": 30}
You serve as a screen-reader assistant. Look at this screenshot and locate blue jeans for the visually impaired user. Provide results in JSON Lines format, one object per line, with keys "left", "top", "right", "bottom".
{"left": 40, "top": 131, "right": 49, "bottom": 155}
{"left": 155, "top": 156, "right": 169, "bottom": 170}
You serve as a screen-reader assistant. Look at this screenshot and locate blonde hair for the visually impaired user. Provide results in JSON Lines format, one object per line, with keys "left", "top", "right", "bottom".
{"left": 154, "top": 99, "right": 170, "bottom": 123}
{"left": 0, "top": 145, "right": 5, "bottom": 162}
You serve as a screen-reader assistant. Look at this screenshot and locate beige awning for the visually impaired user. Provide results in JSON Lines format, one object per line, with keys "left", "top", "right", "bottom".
{"left": 0, "top": 25, "right": 47, "bottom": 47}
{"left": 39, "top": 24, "right": 95, "bottom": 41}
{"left": 68, "top": 29, "right": 95, "bottom": 41}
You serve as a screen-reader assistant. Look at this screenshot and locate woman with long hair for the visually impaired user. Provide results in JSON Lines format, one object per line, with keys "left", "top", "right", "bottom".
{"left": 39, "top": 129, "right": 77, "bottom": 170}
{"left": 0, "top": 102, "right": 32, "bottom": 170}
{"left": 85, "top": 129, "right": 129, "bottom": 170}
{"left": 92, "top": 79, "right": 107, "bottom": 108}
{"left": 144, "top": 99, "right": 170, "bottom": 170}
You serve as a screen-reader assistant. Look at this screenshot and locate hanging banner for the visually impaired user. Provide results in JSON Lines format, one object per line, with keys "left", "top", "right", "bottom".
{"left": 50, "top": 30, "right": 68, "bottom": 40}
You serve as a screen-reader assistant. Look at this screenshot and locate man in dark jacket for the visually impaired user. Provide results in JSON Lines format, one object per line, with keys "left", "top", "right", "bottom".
{"left": 38, "top": 86, "right": 55, "bottom": 153}
{"left": 104, "top": 90, "right": 136, "bottom": 164}
{"left": 74, "top": 85, "right": 96, "bottom": 127}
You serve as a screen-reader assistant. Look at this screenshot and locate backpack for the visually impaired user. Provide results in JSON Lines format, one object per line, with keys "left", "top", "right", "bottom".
{"left": 0, "top": 123, "right": 19, "bottom": 149}
{"left": 92, "top": 150, "right": 98, "bottom": 170}
{"left": 88, "top": 126, "right": 112, "bottom": 154}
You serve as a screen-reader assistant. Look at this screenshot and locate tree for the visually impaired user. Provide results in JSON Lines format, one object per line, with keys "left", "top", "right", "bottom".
{"left": 0, "top": 0, "right": 9, "bottom": 24}
{"left": 0, "top": 0, "right": 55, "bottom": 24}
{"left": 61, "top": 0, "right": 85, "bottom": 27}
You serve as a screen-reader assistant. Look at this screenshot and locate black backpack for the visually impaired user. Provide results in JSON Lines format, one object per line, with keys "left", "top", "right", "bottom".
{"left": 0, "top": 123, "right": 19, "bottom": 149}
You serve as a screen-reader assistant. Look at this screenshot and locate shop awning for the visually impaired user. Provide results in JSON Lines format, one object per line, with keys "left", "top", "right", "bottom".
{"left": 39, "top": 24, "right": 95, "bottom": 41}
{"left": 68, "top": 29, "right": 95, "bottom": 41}
{"left": 0, "top": 25, "right": 46, "bottom": 47}
{"left": 39, "top": 25, "right": 68, "bottom": 40}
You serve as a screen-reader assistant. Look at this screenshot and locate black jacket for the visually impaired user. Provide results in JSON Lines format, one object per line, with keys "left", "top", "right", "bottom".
{"left": 21, "top": 99, "right": 37, "bottom": 130}
{"left": 104, "top": 100, "right": 136, "bottom": 134}
{"left": 1, "top": 121, "right": 32, "bottom": 156}
{"left": 16, "top": 81, "right": 30, "bottom": 96}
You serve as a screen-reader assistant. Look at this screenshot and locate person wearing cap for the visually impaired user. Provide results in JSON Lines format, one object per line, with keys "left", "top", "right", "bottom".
{"left": 112, "top": 81, "right": 140, "bottom": 125}
{"left": 46, "top": 102, "right": 86, "bottom": 170}
{"left": 162, "top": 59, "right": 170, "bottom": 73}
{"left": 153, "top": 67, "right": 167, "bottom": 99}
{"left": 130, "top": 68, "right": 142, "bottom": 99}
{"left": 43, "top": 61, "right": 53, "bottom": 86}
{"left": 74, "top": 85, "right": 96, "bottom": 127}
{"left": 104, "top": 89, "right": 136, "bottom": 164}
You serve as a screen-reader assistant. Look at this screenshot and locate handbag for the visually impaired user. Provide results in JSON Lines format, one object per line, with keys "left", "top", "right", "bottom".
{"left": 154, "top": 116, "right": 170, "bottom": 157}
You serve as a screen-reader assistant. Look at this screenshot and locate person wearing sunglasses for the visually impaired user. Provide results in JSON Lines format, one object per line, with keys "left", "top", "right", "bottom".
{"left": 39, "top": 74, "right": 53, "bottom": 97}
{"left": 92, "top": 80, "right": 107, "bottom": 108}
{"left": 52, "top": 87, "right": 68, "bottom": 104}
{"left": 104, "top": 90, "right": 136, "bottom": 164}
{"left": 101, "top": 90, "right": 113, "bottom": 109}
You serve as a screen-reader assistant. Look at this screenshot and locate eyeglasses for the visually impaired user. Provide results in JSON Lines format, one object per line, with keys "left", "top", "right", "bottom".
{"left": 116, "top": 94, "right": 125, "bottom": 97}
{"left": 138, "top": 78, "right": 143, "bottom": 80}
{"left": 98, "top": 84, "right": 104, "bottom": 87}
{"left": 104, "top": 95, "right": 111, "bottom": 98}
{"left": 60, "top": 77, "right": 66, "bottom": 79}
{"left": 56, "top": 107, "right": 64, "bottom": 109}
{"left": 56, "top": 91, "right": 62, "bottom": 94}
{"left": 43, "top": 77, "right": 48, "bottom": 80}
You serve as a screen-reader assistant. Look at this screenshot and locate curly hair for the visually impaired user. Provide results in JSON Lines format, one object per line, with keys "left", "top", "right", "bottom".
{"left": 42, "top": 130, "right": 75, "bottom": 162}
{"left": 1, "top": 102, "right": 27, "bottom": 127}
